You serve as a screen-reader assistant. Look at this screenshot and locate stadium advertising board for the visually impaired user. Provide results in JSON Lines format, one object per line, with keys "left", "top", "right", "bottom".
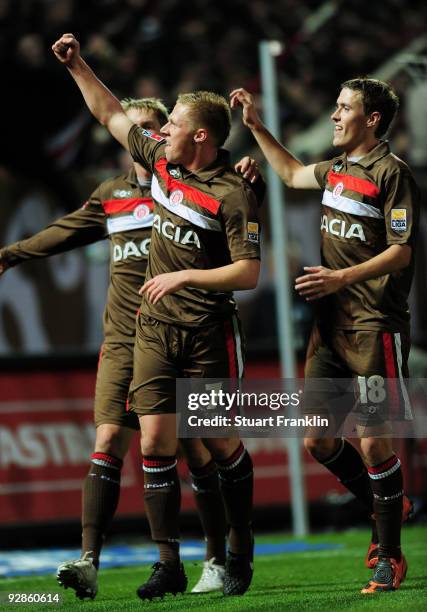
{"left": 2, "top": 367, "right": 423, "bottom": 526}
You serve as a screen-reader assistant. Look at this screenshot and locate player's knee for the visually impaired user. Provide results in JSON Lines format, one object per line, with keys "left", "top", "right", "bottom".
{"left": 141, "top": 433, "right": 177, "bottom": 457}
{"left": 360, "top": 437, "right": 392, "bottom": 465}
{"left": 203, "top": 438, "right": 240, "bottom": 461}
{"left": 95, "top": 425, "right": 128, "bottom": 458}
{"left": 304, "top": 437, "right": 337, "bottom": 461}
{"left": 179, "top": 439, "right": 211, "bottom": 468}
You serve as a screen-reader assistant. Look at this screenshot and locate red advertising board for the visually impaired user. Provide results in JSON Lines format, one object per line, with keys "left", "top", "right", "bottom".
{"left": 1, "top": 366, "right": 424, "bottom": 525}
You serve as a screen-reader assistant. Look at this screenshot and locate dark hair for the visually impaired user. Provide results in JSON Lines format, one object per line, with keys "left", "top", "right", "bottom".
{"left": 340, "top": 78, "right": 399, "bottom": 138}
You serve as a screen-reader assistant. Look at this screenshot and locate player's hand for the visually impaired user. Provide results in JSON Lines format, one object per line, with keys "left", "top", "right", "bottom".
{"left": 295, "top": 266, "right": 346, "bottom": 300}
{"left": 52, "top": 33, "right": 80, "bottom": 66}
{"left": 230, "top": 88, "right": 263, "bottom": 130}
{"left": 235, "top": 156, "right": 259, "bottom": 184}
{"left": 139, "top": 271, "right": 188, "bottom": 304}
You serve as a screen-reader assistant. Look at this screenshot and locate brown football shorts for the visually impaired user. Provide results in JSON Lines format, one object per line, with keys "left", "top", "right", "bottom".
{"left": 128, "top": 314, "right": 245, "bottom": 415}
{"left": 303, "top": 326, "right": 411, "bottom": 430}
{"left": 94, "top": 342, "right": 139, "bottom": 429}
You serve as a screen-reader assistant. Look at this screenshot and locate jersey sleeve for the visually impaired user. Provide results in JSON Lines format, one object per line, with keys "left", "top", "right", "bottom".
{"left": 221, "top": 183, "right": 261, "bottom": 262}
{"left": 383, "top": 169, "right": 420, "bottom": 246}
{"left": 0, "top": 186, "right": 107, "bottom": 267}
{"left": 127, "top": 123, "right": 166, "bottom": 173}
{"left": 314, "top": 159, "right": 333, "bottom": 188}
{"left": 250, "top": 173, "right": 266, "bottom": 207}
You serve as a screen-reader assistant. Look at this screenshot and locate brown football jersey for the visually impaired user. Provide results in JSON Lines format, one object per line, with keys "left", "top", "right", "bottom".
{"left": 0, "top": 169, "right": 153, "bottom": 342}
{"left": 128, "top": 125, "right": 261, "bottom": 327}
{"left": 314, "top": 141, "right": 420, "bottom": 333}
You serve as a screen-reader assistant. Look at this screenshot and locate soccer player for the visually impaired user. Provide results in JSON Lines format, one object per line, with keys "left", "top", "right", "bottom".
{"left": 52, "top": 34, "right": 260, "bottom": 599}
{"left": 0, "top": 96, "right": 260, "bottom": 599}
{"left": 231, "top": 79, "right": 419, "bottom": 593}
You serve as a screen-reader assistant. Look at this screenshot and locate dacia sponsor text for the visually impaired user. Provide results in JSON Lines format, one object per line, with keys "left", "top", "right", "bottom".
{"left": 152, "top": 214, "right": 201, "bottom": 248}
{"left": 113, "top": 239, "right": 151, "bottom": 261}
{"left": 320, "top": 214, "right": 366, "bottom": 241}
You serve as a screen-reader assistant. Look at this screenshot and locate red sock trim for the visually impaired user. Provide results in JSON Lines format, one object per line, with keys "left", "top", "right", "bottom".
{"left": 367, "top": 454, "right": 398, "bottom": 475}
{"left": 143, "top": 456, "right": 176, "bottom": 468}
{"left": 91, "top": 452, "right": 123, "bottom": 468}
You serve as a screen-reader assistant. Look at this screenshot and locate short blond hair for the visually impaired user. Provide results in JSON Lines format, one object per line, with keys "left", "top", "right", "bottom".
{"left": 120, "top": 97, "right": 169, "bottom": 126}
{"left": 177, "top": 91, "right": 231, "bottom": 147}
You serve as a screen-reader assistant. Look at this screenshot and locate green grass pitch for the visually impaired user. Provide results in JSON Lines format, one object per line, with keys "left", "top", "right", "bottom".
{"left": 1, "top": 526, "right": 426, "bottom": 611}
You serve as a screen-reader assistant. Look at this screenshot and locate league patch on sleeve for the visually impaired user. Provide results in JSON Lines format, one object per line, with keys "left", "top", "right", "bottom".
{"left": 247, "top": 222, "right": 259, "bottom": 243}
{"left": 140, "top": 129, "right": 165, "bottom": 142}
{"left": 391, "top": 208, "right": 407, "bottom": 232}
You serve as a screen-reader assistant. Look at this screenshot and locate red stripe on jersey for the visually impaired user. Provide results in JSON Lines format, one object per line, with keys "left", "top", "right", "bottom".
{"left": 155, "top": 158, "right": 221, "bottom": 215}
{"left": 367, "top": 454, "right": 398, "bottom": 475}
{"left": 327, "top": 172, "right": 380, "bottom": 198}
{"left": 103, "top": 197, "right": 154, "bottom": 214}
{"left": 382, "top": 332, "right": 400, "bottom": 418}
{"left": 224, "top": 319, "right": 237, "bottom": 377}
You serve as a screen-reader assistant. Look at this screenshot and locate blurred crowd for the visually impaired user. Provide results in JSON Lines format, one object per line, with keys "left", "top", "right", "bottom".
{"left": 1, "top": 0, "right": 426, "bottom": 180}
{"left": 1, "top": 0, "right": 426, "bottom": 354}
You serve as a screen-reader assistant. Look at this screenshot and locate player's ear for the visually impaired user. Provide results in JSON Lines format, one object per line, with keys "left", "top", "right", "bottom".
{"left": 367, "top": 111, "right": 381, "bottom": 130}
{"left": 194, "top": 128, "right": 208, "bottom": 144}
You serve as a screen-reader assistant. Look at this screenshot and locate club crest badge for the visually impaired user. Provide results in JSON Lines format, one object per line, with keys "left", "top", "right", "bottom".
{"left": 169, "top": 189, "right": 184, "bottom": 206}
{"left": 133, "top": 204, "right": 151, "bottom": 220}
{"left": 332, "top": 182, "right": 344, "bottom": 199}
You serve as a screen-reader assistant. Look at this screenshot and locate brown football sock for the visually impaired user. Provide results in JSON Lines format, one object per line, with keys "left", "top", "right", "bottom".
{"left": 368, "top": 454, "right": 403, "bottom": 561}
{"left": 320, "top": 439, "right": 378, "bottom": 541}
{"left": 216, "top": 443, "right": 253, "bottom": 556}
{"left": 81, "top": 452, "right": 123, "bottom": 569}
{"left": 143, "top": 455, "right": 181, "bottom": 564}
{"left": 190, "top": 460, "right": 226, "bottom": 565}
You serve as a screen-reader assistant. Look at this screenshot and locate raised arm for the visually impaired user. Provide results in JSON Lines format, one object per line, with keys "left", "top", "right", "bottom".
{"left": 230, "top": 88, "right": 318, "bottom": 190}
{"left": 52, "top": 33, "right": 133, "bottom": 150}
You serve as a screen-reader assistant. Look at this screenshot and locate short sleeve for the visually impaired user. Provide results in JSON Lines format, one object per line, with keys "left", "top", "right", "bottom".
{"left": 128, "top": 124, "right": 166, "bottom": 173}
{"left": 383, "top": 170, "right": 420, "bottom": 246}
{"left": 314, "top": 159, "right": 333, "bottom": 189}
{"left": 221, "top": 183, "right": 261, "bottom": 262}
